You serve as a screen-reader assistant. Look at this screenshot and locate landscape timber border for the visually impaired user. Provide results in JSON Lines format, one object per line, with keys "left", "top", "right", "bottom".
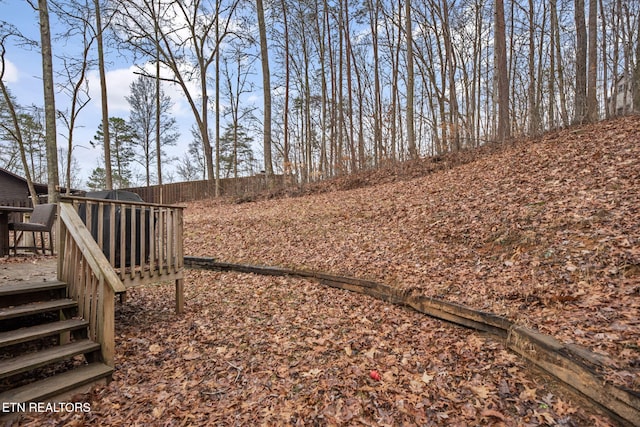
{"left": 184, "top": 256, "right": 640, "bottom": 427}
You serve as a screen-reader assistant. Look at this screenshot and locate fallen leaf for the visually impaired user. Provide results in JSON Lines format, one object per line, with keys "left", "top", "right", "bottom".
{"left": 183, "top": 351, "right": 201, "bottom": 360}
{"left": 481, "top": 409, "right": 505, "bottom": 420}
{"left": 469, "top": 384, "right": 491, "bottom": 399}
{"left": 422, "top": 372, "right": 434, "bottom": 384}
{"left": 302, "top": 368, "right": 322, "bottom": 378}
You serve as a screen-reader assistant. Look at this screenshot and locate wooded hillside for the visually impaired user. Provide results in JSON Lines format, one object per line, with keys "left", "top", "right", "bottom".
{"left": 16, "top": 116, "right": 638, "bottom": 425}
{"left": 2, "top": 0, "right": 639, "bottom": 197}
{"left": 186, "top": 115, "right": 640, "bottom": 392}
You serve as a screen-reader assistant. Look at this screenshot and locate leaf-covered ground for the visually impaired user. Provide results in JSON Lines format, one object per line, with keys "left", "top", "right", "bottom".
{"left": 15, "top": 116, "right": 639, "bottom": 425}
{"left": 19, "top": 271, "right": 612, "bottom": 426}
{"left": 183, "top": 117, "right": 639, "bottom": 390}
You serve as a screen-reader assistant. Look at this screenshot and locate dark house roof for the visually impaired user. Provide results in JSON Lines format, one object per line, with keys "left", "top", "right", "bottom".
{"left": 0, "top": 168, "right": 49, "bottom": 205}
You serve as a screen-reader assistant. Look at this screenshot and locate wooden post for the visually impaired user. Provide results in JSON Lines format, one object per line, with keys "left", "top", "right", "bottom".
{"left": 101, "top": 282, "right": 116, "bottom": 367}
{"left": 57, "top": 205, "right": 65, "bottom": 282}
{"left": 175, "top": 278, "right": 184, "bottom": 314}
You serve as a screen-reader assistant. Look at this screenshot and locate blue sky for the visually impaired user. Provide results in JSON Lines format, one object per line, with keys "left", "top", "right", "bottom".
{"left": 1, "top": 0, "right": 233, "bottom": 187}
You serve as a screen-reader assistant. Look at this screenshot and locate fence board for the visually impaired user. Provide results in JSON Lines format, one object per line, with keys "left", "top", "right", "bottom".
{"left": 123, "top": 175, "right": 285, "bottom": 204}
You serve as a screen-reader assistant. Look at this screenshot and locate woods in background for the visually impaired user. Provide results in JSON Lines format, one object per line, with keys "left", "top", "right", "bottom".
{"left": 1, "top": 0, "right": 639, "bottom": 195}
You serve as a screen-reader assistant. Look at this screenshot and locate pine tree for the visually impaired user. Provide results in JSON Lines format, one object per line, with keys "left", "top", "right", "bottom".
{"left": 88, "top": 117, "right": 137, "bottom": 189}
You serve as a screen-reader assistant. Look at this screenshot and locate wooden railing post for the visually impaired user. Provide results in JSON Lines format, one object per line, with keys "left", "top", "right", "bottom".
{"left": 100, "top": 282, "right": 116, "bottom": 366}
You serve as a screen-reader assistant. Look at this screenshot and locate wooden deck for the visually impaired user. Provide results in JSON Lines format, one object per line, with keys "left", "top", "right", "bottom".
{"left": 0, "top": 195, "right": 185, "bottom": 408}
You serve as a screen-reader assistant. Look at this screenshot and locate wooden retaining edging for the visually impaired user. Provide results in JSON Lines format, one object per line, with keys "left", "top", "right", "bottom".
{"left": 184, "top": 256, "right": 640, "bottom": 427}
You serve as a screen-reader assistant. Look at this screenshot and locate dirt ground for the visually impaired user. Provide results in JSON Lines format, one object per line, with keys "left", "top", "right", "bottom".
{"left": 0, "top": 256, "right": 58, "bottom": 286}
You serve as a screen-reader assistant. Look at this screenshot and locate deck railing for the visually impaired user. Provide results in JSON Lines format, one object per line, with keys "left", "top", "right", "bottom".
{"left": 57, "top": 196, "right": 184, "bottom": 367}
{"left": 60, "top": 196, "right": 185, "bottom": 313}
{"left": 57, "top": 202, "right": 125, "bottom": 366}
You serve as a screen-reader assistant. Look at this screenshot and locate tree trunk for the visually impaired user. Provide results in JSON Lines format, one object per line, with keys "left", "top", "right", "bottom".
{"left": 528, "top": 0, "right": 539, "bottom": 136}
{"left": 314, "top": 0, "right": 327, "bottom": 178}
{"left": 387, "top": 0, "right": 401, "bottom": 160}
{"left": 282, "top": 0, "right": 291, "bottom": 178}
{"left": 256, "top": 0, "right": 274, "bottom": 181}
{"left": 369, "top": 0, "right": 382, "bottom": 165}
{"left": 39, "top": 0, "right": 60, "bottom": 202}
{"left": 337, "top": 7, "right": 345, "bottom": 174}
{"left": 154, "top": 0, "right": 163, "bottom": 189}
{"left": 587, "top": 0, "right": 598, "bottom": 122}
{"left": 325, "top": 0, "right": 337, "bottom": 176}
{"left": 495, "top": 0, "right": 510, "bottom": 142}
{"left": 94, "top": 0, "right": 112, "bottom": 190}
{"left": 215, "top": 13, "right": 221, "bottom": 196}
{"left": 474, "top": 0, "right": 483, "bottom": 146}
{"left": 635, "top": 4, "right": 640, "bottom": 113}
{"left": 551, "top": 0, "right": 569, "bottom": 126}
{"left": 438, "top": 0, "right": 459, "bottom": 151}
{"left": 599, "top": 0, "right": 609, "bottom": 118}
{"left": 405, "top": 0, "right": 417, "bottom": 159}
{"left": 0, "top": 81, "right": 39, "bottom": 204}
{"left": 573, "top": 0, "right": 587, "bottom": 124}
{"left": 343, "top": 0, "right": 357, "bottom": 172}
{"left": 549, "top": 0, "right": 556, "bottom": 128}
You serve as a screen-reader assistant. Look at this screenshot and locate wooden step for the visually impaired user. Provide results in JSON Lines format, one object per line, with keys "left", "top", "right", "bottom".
{"left": 0, "top": 281, "right": 67, "bottom": 298}
{"left": 0, "top": 299, "right": 77, "bottom": 322}
{"left": 0, "top": 362, "right": 112, "bottom": 406}
{"left": 0, "top": 339, "right": 100, "bottom": 379}
{"left": 0, "top": 319, "right": 89, "bottom": 349}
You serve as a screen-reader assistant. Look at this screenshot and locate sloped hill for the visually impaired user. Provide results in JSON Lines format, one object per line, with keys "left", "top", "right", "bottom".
{"left": 185, "top": 115, "right": 640, "bottom": 391}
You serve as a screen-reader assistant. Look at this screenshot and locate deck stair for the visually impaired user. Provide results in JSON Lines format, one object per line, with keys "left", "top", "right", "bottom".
{"left": 0, "top": 279, "right": 112, "bottom": 412}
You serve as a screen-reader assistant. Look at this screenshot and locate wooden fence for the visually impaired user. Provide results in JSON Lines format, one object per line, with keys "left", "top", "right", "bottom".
{"left": 123, "top": 175, "right": 285, "bottom": 204}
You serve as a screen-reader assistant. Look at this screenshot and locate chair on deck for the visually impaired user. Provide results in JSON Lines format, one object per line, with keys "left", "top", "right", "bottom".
{"left": 9, "top": 203, "right": 57, "bottom": 255}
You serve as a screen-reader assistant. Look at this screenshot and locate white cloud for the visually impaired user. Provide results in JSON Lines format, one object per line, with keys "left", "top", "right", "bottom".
{"left": 86, "top": 67, "right": 133, "bottom": 114}
{"left": 86, "top": 63, "right": 193, "bottom": 119}
{"left": 1, "top": 58, "right": 19, "bottom": 83}
{"left": 246, "top": 94, "right": 260, "bottom": 107}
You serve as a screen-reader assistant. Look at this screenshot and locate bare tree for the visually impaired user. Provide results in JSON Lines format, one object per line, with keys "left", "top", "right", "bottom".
{"left": 0, "top": 27, "right": 39, "bottom": 202}
{"left": 126, "top": 75, "right": 178, "bottom": 187}
{"left": 221, "top": 41, "right": 257, "bottom": 179}
{"left": 528, "top": 0, "right": 540, "bottom": 136}
{"left": 405, "top": 0, "right": 417, "bottom": 158}
{"left": 574, "top": 0, "right": 587, "bottom": 124}
{"left": 57, "top": 146, "right": 82, "bottom": 190}
{"left": 35, "top": 0, "right": 60, "bottom": 202}
{"left": 280, "top": 0, "right": 291, "bottom": 177}
{"left": 495, "top": 0, "right": 510, "bottom": 142}
{"left": 50, "top": 0, "right": 95, "bottom": 195}
{"left": 256, "top": 0, "right": 274, "bottom": 181}
{"left": 587, "top": 0, "right": 598, "bottom": 122}
{"left": 113, "top": 0, "right": 242, "bottom": 185}
{"left": 93, "top": 0, "right": 112, "bottom": 189}
{"left": 635, "top": 3, "right": 640, "bottom": 113}
{"left": 367, "top": 0, "right": 383, "bottom": 165}
{"left": 551, "top": 0, "right": 569, "bottom": 126}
